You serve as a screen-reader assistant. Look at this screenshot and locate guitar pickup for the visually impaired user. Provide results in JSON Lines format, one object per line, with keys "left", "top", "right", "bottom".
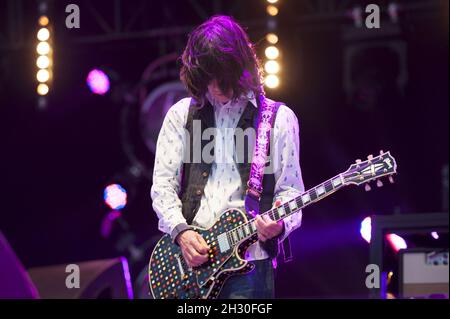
{"left": 217, "top": 233, "right": 230, "bottom": 253}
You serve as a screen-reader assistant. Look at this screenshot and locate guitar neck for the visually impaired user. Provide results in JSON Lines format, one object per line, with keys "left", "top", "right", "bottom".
{"left": 226, "top": 173, "right": 347, "bottom": 245}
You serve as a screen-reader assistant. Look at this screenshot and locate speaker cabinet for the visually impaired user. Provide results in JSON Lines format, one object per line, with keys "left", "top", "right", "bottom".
{"left": 400, "top": 248, "right": 449, "bottom": 298}
{"left": 27, "top": 258, "right": 134, "bottom": 299}
{"left": 0, "top": 232, "right": 39, "bottom": 298}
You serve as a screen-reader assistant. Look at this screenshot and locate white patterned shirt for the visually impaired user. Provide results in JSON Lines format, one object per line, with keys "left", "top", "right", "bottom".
{"left": 150, "top": 94, "right": 305, "bottom": 261}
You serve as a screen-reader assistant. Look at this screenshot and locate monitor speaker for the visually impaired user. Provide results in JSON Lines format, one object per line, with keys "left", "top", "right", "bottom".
{"left": 400, "top": 248, "right": 449, "bottom": 298}
{"left": 27, "top": 257, "right": 134, "bottom": 299}
{"left": 0, "top": 231, "right": 39, "bottom": 298}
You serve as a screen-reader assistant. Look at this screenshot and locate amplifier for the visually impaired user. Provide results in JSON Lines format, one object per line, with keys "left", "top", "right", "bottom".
{"left": 399, "top": 248, "right": 449, "bottom": 298}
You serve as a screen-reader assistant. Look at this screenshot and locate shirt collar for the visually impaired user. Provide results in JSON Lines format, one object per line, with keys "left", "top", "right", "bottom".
{"left": 206, "top": 91, "right": 258, "bottom": 109}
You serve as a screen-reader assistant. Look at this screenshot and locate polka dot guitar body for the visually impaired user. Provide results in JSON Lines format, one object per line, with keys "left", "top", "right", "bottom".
{"left": 148, "top": 208, "right": 257, "bottom": 299}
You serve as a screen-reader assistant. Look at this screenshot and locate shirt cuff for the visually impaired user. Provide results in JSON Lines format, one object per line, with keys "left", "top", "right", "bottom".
{"left": 170, "top": 223, "right": 191, "bottom": 244}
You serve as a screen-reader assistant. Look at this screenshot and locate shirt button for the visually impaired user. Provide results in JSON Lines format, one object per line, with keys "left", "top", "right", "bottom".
{"left": 196, "top": 189, "right": 202, "bottom": 196}
{"left": 202, "top": 171, "right": 208, "bottom": 177}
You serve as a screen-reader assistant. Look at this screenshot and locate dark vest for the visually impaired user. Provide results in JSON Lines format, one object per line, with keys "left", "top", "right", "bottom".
{"left": 179, "top": 98, "right": 281, "bottom": 257}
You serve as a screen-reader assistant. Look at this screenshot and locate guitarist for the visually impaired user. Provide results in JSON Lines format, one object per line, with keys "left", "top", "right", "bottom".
{"left": 150, "top": 15, "right": 304, "bottom": 299}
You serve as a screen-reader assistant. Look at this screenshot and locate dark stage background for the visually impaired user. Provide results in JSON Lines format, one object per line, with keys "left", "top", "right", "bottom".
{"left": 0, "top": 0, "right": 448, "bottom": 298}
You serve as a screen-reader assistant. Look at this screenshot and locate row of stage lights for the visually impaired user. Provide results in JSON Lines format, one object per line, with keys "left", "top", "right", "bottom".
{"left": 264, "top": 0, "right": 280, "bottom": 89}
{"left": 36, "top": 15, "right": 53, "bottom": 97}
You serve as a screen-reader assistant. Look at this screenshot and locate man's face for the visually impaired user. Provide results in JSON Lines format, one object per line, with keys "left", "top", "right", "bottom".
{"left": 207, "top": 79, "right": 233, "bottom": 104}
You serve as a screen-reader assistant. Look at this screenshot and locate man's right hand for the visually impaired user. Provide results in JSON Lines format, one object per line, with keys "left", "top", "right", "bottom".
{"left": 176, "top": 230, "right": 210, "bottom": 268}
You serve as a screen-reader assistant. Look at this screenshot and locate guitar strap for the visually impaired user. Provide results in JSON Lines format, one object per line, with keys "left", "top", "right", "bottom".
{"left": 244, "top": 94, "right": 293, "bottom": 264}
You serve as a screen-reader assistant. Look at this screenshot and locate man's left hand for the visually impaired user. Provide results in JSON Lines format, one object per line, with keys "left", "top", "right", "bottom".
{"left": 255, "top": 200, "right": 284, "bottom": 242}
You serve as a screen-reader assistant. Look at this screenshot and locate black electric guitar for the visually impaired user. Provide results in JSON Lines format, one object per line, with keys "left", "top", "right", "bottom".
{"left": 148, "top": 151, "right": 397, "bottom": 299}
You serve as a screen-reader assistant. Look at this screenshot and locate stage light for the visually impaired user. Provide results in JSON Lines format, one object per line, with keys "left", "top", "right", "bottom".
{"left": 36, "top": 55, "right": 50, "bottom": 69}
{"left": 36, "top": 41, "right": 50, "bottom": 55}
{"left": 265, "top": 60, "right": 280, "bottom": 74}
{"left": 266, "top": 33, "right": 279, "bottom": 44}
{"left": 37, "top": 28, "right": 50, "bottom": 41}
{"left": 431, "top": 232, "right": 439, "bottom": 239}
{"left": 37, "top": 83, "right": 49, "bottom": 95}
{"left": 386, "top": 234, "right": 407, "bottom": 252}
{"left": 360, "top": 216, "right": 407, "bottom": 252}
{"left": 86, "top": 69, "right": 111, "bottom": 95}
{"left": 265, "top": 46, "right": 279, "bottom": 59}
{"left": 39, "top": 15, "right": 49, "bottom": 27}
{"left": 267, "top": 5, "right": 279, "bottom": 16}
{"left": 36, "top": 69, "right": 50, "bottom": 82}
{"left": 35, "top": 11, "right": 52, "bottom": 106}
{"left": 265, "top": 0, "right": 281, "bottom": 89}
{"left": 265, "top": 74, "right": 279, "bottom": 89}
{"left": 104, "top": 184, "right": 127, "bottom": 210}
{"left": 360, "top": 216, "right": 372, "bottom": 243}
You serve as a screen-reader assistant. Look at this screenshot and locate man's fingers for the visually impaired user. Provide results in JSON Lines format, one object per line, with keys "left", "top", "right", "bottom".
{"left": 188, "top": 235, "right": 209, "bottom": 267}
{"left": 190, "top": 237, "right": 207, "bottom": 255}
{"left": 195, "top": 233, "right": 210, "bottom": 254}
{"left": 189, "top": 249, "right": 208, "bottom": 267}
{"left": 255, "top": 215, "right": 267, "bottom": 228}
{"left": 262, "top": 214, "right": 274, "bottom": 223}
{"left": 255, "top": 215, "right": 269, "bottom": 242}
{"left": 184, "top": 247, "right": 208, "bottom": 268}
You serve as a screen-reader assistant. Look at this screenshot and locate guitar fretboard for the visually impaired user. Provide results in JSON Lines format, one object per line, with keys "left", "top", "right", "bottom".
{"left": 224, "top": 174, "right": 346, "bottom": 247}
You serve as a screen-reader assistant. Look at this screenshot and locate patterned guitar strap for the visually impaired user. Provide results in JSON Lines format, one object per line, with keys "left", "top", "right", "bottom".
{"left": 244, "top": 94, "right": 293, "bottom": 264}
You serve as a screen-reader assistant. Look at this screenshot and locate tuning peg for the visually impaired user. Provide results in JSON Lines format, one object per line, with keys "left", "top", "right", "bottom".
{"left": 367, "top": 154, "right": 373, "bottom": 160}
{"left": 365, "top": 184, "right": 371, "bottom": 192}
{"left": 376, "top": 180, "right": 383, "bottom": 187}
{"left": 389, "top": 176, "right": 395, "bottom": 184}
{"left": 380, "top": 150, "right": 384, "bottom": 155}
{"left": 356, "top": 159, "right": 362, "bottom": 164}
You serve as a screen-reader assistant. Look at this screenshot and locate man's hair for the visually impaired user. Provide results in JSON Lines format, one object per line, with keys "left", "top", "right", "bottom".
{"left": 180, "top": 15, "right": 263, "bottom": 106}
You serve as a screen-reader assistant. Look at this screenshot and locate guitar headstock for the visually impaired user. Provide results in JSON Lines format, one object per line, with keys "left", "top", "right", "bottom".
{"left": 343, "top": 151, "right": 397, "bottom": 189}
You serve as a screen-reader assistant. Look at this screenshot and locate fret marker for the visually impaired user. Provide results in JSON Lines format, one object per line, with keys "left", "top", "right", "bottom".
{"left": 289, "top": 200, "right": 298, "bottom": 211}
{"left": 332, "top": 177, "right": 341, "bottom": 187}
{"left": 244, "top": 224, "right": 250, "bottom": 236}
{"left": 277, "top": 206, "right": 285, "bottom": 217}
{"left": 301, "top": 193, "right": 310, "bottom": 203}
{"left": 317, "top": 185, "right": 325, "bottom": 195}
{"left": 237, "top": 228, "right": 243, "bottom": 239}
{"left": 232, "top": 231, "right": 238, "bottom": 243}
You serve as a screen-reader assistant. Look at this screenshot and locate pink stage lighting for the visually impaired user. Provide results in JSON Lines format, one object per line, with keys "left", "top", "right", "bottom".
{"left": 86, "top": 69, "right": 110, "bottom": 95}
{"left": 104, "top": 184, "right": 127, "bottom": 210}
{"left": 360, "top": 216, "right": 407, "bottom": 252}
{"left": 431, "top": 231, "right": 439, "bottom": 239}
{"left": 386, "top": 233, "right": 408, "bottom": 252}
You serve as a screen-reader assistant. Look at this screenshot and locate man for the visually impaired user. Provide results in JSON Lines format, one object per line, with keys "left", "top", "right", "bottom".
{"left": 151, "top": 15, "right": 304, "bottom": 299}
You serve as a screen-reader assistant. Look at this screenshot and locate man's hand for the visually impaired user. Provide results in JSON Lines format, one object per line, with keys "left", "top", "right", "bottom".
{"left": 176, "top": 230, "right": 210, "bottom": 268}
{"left": 255, "top": 200, "right": 284, "bottom": 242}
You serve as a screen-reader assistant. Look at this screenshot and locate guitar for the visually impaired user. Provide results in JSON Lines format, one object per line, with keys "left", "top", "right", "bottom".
{"left": 148, "top": 151, "right": 397, "bottom": 299}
